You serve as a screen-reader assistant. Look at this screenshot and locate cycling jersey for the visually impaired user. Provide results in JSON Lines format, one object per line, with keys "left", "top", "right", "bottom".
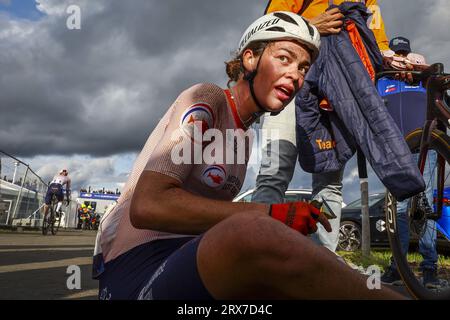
{"left": 95, "top": 83, "right": 251, "bottom": 264}
{"left": 44, "top": 174, "right": 71, "bottom": 205}
{"left": 264, "top": 0, "right": 390, "bottom": 51}
{"left": 50, "top": 174, "right": 71, "bottom": 189}
{"left": 377, "top": 77, "right": 426, "bottom": 137}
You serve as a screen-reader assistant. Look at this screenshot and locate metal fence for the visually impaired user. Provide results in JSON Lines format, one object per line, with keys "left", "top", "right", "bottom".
{"left": 0, "top": 150, "right": 48, "bottom": 227}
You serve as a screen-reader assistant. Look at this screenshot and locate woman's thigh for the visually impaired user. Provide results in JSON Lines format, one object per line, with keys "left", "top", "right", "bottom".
{"left": 98, "top": 237, "right": 194, "bottom": 300}
{"left": 137, "top": 235, "right": 214, "bottom": 300}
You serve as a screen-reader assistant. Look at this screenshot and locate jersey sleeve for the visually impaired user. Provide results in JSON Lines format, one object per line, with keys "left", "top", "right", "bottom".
{"left": 265, "top": 0, "right": 303, "bottom": 14}
{"left": 144, "top": 83, "right": 223, "bottom": 184}
{"left": 366, "top": 0, "right": 390, "bottom": 51}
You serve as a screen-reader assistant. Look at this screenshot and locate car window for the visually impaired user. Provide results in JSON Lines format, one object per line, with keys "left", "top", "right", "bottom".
{"left": 345, "top": 194, "right": 384, "bottom": 209}
{"left": 238, "top": 194, "right": 253, "bottom": 202}
{"left": 283, "top": 193, "right": 312, "bottom": 203}
{"left": 297, "top": 194, "right": 312, "bottom": 202}
{"left": 236, "top": 191, "right": 312, "bottom": 203}
{"left": 284, "top": 194, "right": 298, "bottom": 203}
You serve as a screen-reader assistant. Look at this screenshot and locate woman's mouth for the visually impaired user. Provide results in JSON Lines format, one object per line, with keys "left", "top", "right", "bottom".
{"left": 274, "top": 85, "right": 293, "bottom": 102}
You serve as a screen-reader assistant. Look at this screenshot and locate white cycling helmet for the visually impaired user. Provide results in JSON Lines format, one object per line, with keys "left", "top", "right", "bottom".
{"left": 237, "top": 11, "right": 320, "bottom": 60}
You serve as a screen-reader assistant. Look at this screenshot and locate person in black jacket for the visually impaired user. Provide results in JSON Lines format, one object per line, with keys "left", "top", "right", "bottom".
{"left": 252, "top": 0, "right": 393, "bottom": 253}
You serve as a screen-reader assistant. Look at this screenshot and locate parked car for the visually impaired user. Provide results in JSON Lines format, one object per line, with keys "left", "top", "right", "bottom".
{"left": 338, "top": 193, "right": 388, "bottom": 252}
{"left": 338, "top": 190, "right": 450, "bottom": 253}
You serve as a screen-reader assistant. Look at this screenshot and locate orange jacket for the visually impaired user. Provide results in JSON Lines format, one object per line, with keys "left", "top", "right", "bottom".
{"left": 264, "top": 0, "right": 389, "bottom": 51}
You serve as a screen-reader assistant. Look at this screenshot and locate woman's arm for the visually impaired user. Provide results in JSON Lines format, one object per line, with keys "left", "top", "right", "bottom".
{"left": 130, "top": 170, "right": 270, "bottom": 234}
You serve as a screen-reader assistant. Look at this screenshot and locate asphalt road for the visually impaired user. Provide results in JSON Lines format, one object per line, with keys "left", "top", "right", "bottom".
{"left": 0, "top": 229, "right": 98, "bottom": 300}
{"left": 0, "top": 228, "right": 412, "bottom": 300}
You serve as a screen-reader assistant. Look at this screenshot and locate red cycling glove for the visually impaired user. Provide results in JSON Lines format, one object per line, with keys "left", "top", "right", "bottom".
{"left": 269, "top": 201, "right": 322, "bottom": 235}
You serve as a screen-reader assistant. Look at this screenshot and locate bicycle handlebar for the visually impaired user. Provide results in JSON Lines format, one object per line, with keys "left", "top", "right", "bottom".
{"left": 376, "top": 63, "right": 448, "bottom": 82}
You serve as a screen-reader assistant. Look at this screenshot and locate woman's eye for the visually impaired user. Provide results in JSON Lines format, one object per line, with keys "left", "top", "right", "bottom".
{"left": 299, "top": 66, "right": 309, "bottom": 75}
{"left": 279, "top": 56, "right": 289, "bottom": 63}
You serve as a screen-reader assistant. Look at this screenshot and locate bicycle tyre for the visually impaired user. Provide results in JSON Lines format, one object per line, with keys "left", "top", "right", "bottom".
{"left": 49, "top": 205, "right": 56, "bottom": 235}
{"left": 42, "top": 212, "right": 49, "bottom": 235}
{"left": 385, "top": 128, "right": 450, "bottom": 299}
{"left": 52, "top": 208, "right": 61, "bottom": 235}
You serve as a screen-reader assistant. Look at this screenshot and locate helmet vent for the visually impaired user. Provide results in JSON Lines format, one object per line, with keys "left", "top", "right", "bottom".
{"left": 266, "top": 27, "right": 285, "bottom": 32}
{"left": 300, "top": 17, "right": 315, "bottom": 38}
{"left": 273, "top": 12, "right": 299, "bottom": 26}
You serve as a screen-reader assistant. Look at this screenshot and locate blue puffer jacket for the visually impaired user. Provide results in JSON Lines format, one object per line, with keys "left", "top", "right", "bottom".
{"left": 295, "top": 2, "right": 425, "bottom": 201}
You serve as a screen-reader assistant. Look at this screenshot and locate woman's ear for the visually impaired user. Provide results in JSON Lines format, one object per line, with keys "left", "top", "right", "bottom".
{"left": 242, "top": 48, "right": 256, "bottom": 73}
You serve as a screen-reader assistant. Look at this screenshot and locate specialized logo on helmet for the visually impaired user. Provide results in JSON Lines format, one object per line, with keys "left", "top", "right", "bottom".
{"left": 180, "top": 103, "right": 215, "bottom": 142}
{"left": 201, "top": 165, "right": 226, "bottom": 188}
{"left": 239, "top": 18, "right": 280, "bottom": 52}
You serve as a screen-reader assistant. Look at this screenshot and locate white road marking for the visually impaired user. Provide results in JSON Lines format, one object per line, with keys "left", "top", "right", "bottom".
{"left": 0, "top": 257, "right": 92, "bottom": 274}
{"left": 63, "top": 289, "right": 98, "bottom": 300}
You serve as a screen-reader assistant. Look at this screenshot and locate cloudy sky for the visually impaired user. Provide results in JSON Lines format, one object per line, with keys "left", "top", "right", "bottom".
{"left": 1, "top": 0, "right": 449, "bottom": 203}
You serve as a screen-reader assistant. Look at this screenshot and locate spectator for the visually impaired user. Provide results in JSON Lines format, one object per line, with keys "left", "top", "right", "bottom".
{"left": 252, "top": 0, "right": 390, "bottom": 252}
{"left": 380, "top": 36, "right": 441, "bottom": 289}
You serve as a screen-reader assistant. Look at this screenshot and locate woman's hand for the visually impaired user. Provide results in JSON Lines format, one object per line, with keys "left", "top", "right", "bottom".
{"left": 269, "top": 201, "right": 332, "bottom": 235}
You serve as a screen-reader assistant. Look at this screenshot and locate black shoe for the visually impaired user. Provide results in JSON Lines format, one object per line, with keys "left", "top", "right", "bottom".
{"left": 423, "top": 269, "right": 442, "bottom": 289}
{"left": 381, "top": 268, "right": 403, "bottom": 286}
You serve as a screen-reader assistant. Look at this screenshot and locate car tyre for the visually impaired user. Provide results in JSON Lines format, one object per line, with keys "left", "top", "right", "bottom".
{"left": 338, "top": 221, "right": 362, "bottom": 252}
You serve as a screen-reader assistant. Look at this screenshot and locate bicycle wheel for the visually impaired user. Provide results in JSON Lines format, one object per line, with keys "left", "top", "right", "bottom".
{"left": 385, "top": 128, "right": 450, "bottom": 299}
{"left": 42, "top": 211, "right": 50, "bottom": 235}
{"left": 51, "top": 208, "right": 61, "bottom": 235}
{"left": 48, "top": 205, "right": 55, "bottom": 235}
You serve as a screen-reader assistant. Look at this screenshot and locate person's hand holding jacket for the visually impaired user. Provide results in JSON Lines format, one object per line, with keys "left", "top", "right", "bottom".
{"left": 309, "top": 7, "right": 344, "bottom": 35}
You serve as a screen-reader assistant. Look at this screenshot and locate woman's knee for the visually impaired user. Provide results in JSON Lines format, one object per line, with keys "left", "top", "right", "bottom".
{"left": 201, "top": 212, "right": 309, "bottom": 263}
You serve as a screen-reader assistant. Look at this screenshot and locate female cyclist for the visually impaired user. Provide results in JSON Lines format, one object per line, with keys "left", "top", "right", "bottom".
{"left": 94, "top": 11, "right": 404, "bottom": 300}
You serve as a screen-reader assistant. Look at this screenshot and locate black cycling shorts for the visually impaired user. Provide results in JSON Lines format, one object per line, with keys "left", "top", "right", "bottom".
{"left": 97, "top": 236, "right": 213, "bottom": 300}
{"left": 44, "top": 183, "right": 64, "bottom": 205}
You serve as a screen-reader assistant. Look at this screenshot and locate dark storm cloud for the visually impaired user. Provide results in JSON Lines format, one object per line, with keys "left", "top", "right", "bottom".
{"left": 0, "top": 0, "right": 265, "bottom": 157}
{"left": 2, "top": 0, "right": 449, "bottom": 200}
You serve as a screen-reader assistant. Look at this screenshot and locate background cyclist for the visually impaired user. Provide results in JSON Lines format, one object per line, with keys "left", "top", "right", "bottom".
{"left": 43, "top": 169, "right": 71, "bottom": 219}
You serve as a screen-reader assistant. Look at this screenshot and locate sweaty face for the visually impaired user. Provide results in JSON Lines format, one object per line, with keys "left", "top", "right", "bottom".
{"left": 252, "top": 40, "right": 311, "bottom": 112}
